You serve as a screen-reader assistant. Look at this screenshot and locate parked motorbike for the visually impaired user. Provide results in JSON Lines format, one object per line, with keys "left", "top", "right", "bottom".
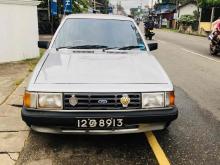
{"left": 209, "top": 31, "right": 220, "bottom": 55}
{"left": 144, "top": 20, "right": 155, "bottom": 40}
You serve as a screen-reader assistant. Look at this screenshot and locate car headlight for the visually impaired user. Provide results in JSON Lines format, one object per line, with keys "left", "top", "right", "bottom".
{"left": 23, "top": 91, "right": 63, "bottom": 110}
{"left": 142, "top": 92, "right": 164, "bottom": 108}
{"left": 142, "top": 92, "right": 175, "bottom": 109}
{"left": 38, "top": 93, "right": 62, "bottom": 109}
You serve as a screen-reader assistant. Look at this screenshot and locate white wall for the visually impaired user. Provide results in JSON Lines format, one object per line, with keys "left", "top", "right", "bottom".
{"left": 0, "top": 0, "right": 40, "bottom": 63}
{"left": 178, "top": 4, "right": 197, "bottom": 18}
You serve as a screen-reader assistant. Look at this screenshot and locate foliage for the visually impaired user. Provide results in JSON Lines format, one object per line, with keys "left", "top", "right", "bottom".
{"left": 130, "top": 7, "right": 144, "bottom": 17}
{"left": 130, "top": 8, "right": 139, "bottom": 17}
{"left": 193, "top": 10, "right": 200, "bottom": 20}
{"left": 160, "top": 0, "right": 220, "bottom": 7}
{"left": 160, "top": 0, "right": 193, "bottom": 4}
{"left": 97, "top": 0, "right": 110, "bottom": 13}
{"left": 178, "top": 14, "right": 197, "bottom": 25}
{"left": 198, "top": 0, "right": 220, "bottom": 7}
{"left": 38, "top": 0, "right": 48, "bottom": 8}
{"left": 72, "top": 0, "right": 90, "bottom": 13}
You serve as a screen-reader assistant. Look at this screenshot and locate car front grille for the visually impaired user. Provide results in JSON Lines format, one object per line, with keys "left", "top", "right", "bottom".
{"left": 63, "top": 93, "right": 141, "bottom": 110}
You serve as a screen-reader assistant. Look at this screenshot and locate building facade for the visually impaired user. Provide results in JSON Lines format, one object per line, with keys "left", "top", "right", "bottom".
{"left": 0, "top": 0, "right": 40, "bottom": 63}
{"left": 177, "top": 2, "right": 197, "bottom": 19}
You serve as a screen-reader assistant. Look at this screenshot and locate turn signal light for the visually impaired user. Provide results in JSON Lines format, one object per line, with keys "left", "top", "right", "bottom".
{"left": 169, "top": 91, "right": 175, "bottom": 106}
{"left": 165, "top": 91, "right": 175, "bottom": 107}
{"left": 23, "top": 92, "right": 31, "bottom": 108}
{"left": 23, "top": 91, "right": 37, "bottom": 108}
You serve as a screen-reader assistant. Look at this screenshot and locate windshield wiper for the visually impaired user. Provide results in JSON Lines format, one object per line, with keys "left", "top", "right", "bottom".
{"left": 104, "top": 46, "right": 142, "bottom": 51}
{"left": 56, "top": 45, "right": 108, "bottom": 51}
{"left": 103, "top": 47, "right": 119, "bottom": 51}
{"left": 118, "top": 45, "right": 141, "bottom": 50}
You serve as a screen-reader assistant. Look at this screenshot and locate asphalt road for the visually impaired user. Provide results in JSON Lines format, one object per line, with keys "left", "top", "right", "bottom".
{"left": 153, "top": 29, "right": 220, "bottom": 121}
{"left": 17, "top": 29, "right": 220, "bottom": 165}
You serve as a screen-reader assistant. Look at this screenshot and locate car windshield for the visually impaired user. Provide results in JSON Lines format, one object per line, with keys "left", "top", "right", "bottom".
{"left": 53, "top": 18, "right": 146, "bottom": 51}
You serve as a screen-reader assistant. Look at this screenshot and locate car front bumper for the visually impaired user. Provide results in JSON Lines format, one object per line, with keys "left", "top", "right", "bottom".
{"left": 21, "top": 107, "right": 178, "bottom": 134}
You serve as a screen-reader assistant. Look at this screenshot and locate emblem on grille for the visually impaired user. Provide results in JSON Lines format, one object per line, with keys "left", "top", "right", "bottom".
{"left": 98, "top": 99, "right": 108, "bottom": 104}
{"left": 69, "top": 95, "right": 78, "bottom": 106}
{"left": 120, "top": 94, "right": 130, "bottom": 107}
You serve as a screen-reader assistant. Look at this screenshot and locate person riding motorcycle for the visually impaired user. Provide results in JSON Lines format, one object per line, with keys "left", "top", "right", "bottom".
{"left": 209, "top": 21, "right": 220, "bottom": 55}
{"left": 144, "top": 17, "right": 155, "bottom": 40}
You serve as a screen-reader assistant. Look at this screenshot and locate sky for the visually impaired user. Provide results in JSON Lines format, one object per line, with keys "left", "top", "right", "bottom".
{"left": 109, "top": 0, "right": 157, "bottom": 14}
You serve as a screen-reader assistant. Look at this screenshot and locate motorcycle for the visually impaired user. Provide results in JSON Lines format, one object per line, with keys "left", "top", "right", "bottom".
{"left": 209, "top": 31, "right": 220, "bottom": 55}
{"left": 144, "top": 21, "right": 155, "bottom": 40}
{"left": 145, "top": 29, "right": 155, "bottom": 40}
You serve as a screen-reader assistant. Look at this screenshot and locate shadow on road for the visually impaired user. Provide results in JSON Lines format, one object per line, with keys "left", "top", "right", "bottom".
{"left": 17, "top": 131, "right": 157, "bottom": 165}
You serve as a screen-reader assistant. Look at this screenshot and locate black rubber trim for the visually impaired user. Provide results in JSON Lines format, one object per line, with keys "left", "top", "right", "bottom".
{"left": 21, "top": 107, "right": 178, "bottom": 126}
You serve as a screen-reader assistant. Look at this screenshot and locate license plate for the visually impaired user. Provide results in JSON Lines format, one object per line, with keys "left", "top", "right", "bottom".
{"left": 76, "top": 118, "right": 124, "bottom": 129}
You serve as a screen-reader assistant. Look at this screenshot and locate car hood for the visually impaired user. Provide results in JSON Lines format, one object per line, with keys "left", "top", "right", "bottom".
{"left": 35, "top": 50, "right": 171, "bottom": 85}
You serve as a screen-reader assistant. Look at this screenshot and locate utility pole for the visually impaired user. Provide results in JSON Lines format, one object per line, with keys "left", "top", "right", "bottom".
{"left": 210, "top": 0, "right": 215, "bottom": 30}
{"left": 94, "top": 0, "right": 96, "bottom": 10}
{"left": 48, "top": 0, "right": 54, "bottom": 34}
{"left": 116, "top": 0, "right": 118, "bottom": 14}
{"left": 48, "top": 0, "right": 50, "bottom": 22}
{"left": 175, "top": 0, "right": 179, "bottom": 29}
{"left": 116, "top": 0, "right": 120, "bottom": 14}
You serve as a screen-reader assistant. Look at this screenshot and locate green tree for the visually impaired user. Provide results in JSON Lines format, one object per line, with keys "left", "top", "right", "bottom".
{"left": 198, "top": 0, "right": 220, "bottom": 7}
{"left": 72, "top": 0, "right": 89, "bottom": 13}
{"left": 161, "top": 0, "right": 192, "bottom": 4}
{"left": 178, "top": 14, "right": 197, "bottom": 25}
{"left": 130, "top": 8, "right": 139, "bottom": 17}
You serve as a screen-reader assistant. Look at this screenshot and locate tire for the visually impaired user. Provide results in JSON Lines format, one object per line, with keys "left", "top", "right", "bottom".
{"left": 210, "top": 44, "right": 218, "bottom": 55}
{"left": 145, "top": 35, "right": 148, "bottom": 40}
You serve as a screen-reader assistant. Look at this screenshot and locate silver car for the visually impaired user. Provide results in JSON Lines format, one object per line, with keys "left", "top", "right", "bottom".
{"left": 22, "top": 14, "right": 178, "bottom": 134}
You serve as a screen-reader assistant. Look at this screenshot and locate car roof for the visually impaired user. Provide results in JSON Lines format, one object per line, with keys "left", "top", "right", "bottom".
{"left": 65, "top": 14, "right": 133, "bottom": 21}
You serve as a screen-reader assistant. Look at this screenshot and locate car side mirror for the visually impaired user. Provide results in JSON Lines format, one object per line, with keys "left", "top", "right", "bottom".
{"left": 38, "top": 41, "right": 49, "bottom": 49}
{"left": 148, "top": 43, "right": 158, "bottom": 51}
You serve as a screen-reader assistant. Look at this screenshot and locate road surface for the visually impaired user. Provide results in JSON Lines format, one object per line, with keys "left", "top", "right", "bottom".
{"left": 17, "top": 29, "right": 220, "bottom": 165}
